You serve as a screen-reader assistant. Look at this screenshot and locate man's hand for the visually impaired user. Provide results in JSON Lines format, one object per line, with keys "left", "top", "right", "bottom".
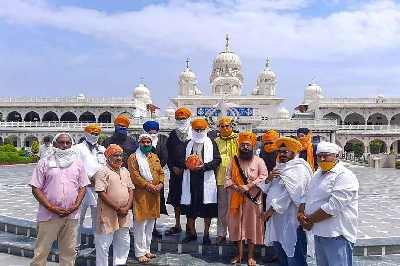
{"left": 259, "top": 209, "right": 274, "bottom": 221}
{"left": 298, "top": 213, "right": 313, "bottom": 231}
{"left": 154, "top": 183, "right": 163, "bottom": 192}
{"left": 240, "top": 184, "right": 250, "bottom": 192}
{"left": 191, "top": 163, "right": 204, "bottom": 171}
{"left": 117, "top": 207, "right": 129, "bottom": 217}
{"left": 51, "top": 206, "right": 69, "bottom": 217}
{"left": 173, "top": 167, "right": 183, "bottom": 175}
{"left": 65, "top": 204, "right": 79, "bottom": 215}
{"left": 266, "top": 169, "right": 280, "bottom": 183}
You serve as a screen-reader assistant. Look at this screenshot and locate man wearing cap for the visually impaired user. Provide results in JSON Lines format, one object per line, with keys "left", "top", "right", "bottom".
{"left": 260, "top": 137, "right": 313, "bottom": 266}
{"left": 165, "top": 107, "right": 192, "bottom": 236}
{"left": 214, "top": 117, "right": 238, "bottom": 244}
{"left": 128, "top": 134, "right": 164, "bottom": 263}
{"left": 181, "top": 118, "right": 221, "bottom": 245}
{"left": 29, "top": 133, "right": 90, "bottom": 266}
{"left": 94, "top": 144, "right": 134, "bottom": 266}
{"left": 297, "top": 128, "right": 317, "bottom": 172}
{"left": 103, "top": 115, "right": 137, "bottom": 168}
{"left": 299, "top": 142, "right": 359, "bottom": 266}
{"left": 225, "top": 132, "right": 267, "bottom": 266}
{"left": 75, "top": 125, "right": 106, "bottom": 251}
{"left": 142, "top": 120, "right": 168, "bottom": 238}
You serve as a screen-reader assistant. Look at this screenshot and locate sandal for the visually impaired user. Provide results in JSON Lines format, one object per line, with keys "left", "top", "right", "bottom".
{"left": 164, "top": 226, "right": 182, "bottom": 235}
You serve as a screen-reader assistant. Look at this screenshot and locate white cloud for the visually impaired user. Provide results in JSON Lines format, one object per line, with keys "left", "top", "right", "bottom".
{"left": 1, "top": 0, "right": 400, "bottom": 61}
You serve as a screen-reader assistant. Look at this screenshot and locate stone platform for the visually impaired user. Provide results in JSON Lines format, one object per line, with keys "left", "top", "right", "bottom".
{"left": 0, "top": 163, "right": 400, "bottom": 265}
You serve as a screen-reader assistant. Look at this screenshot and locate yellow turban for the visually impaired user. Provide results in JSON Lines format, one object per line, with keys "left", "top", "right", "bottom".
{"left": 238, "top": 131, "right": 257, "bottom": 147}
{"left": 274, "top": 137, "right": 303, "bottom": 153}
{"left": 191, "top": 118, "right": 208, "bottom": 129}
{"left": 175, "top": 108, "right": 191, "bottom": 119}
{"left": 262, "top": 130, "right": 279, "bottom": 143}
{"left": 219, "top": 117, "right": 232, "bottom": 125}
{"left": 114, "top": 115, "right": 130, "bottom": 128}
{"left": 84, "top": 125, "right": 101, "bottom": 135}
{"left": 104, "top": 144, "right": 123, "bottom": 158}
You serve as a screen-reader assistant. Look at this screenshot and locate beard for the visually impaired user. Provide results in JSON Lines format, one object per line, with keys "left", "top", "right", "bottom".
{"left": 239, "top": 149, "right": 253, "bottom": 161}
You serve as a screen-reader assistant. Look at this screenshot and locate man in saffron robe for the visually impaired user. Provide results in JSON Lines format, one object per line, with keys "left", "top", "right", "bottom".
{"left": 225, "top": 132, "right": 267, "bottom": 266}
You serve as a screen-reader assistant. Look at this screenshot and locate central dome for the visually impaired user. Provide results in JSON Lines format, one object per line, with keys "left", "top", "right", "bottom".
{"left": 133, "top": 81, "right": 150, "bottom": 98}
{"left": 212, "top": 35, "right": 242, "bottom": 71}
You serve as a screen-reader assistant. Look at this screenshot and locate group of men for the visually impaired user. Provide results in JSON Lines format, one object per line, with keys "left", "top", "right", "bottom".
{"left": 29, "top": 107, "right": 359, "bottom": 266}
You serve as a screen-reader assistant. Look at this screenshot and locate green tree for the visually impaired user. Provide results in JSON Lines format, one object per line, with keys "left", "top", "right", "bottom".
{"left": 31, "top": 140, "right": 40, "bottom": 154}
{"left": 369, "top": 141, "right": 383, "bottom": 154}
{"left": 352, "top": 142, "right": 365, "bottom": 158}
{"left": 4, "top": 136, "right": 14, "bottom": 145}
{"left": 98, "top": 135, "right": 107, "bottom": 146}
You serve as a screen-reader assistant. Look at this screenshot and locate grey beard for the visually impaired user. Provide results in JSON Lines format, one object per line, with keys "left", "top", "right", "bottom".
{"left": 239, "top": 150, "right": 253, "bottom": 161}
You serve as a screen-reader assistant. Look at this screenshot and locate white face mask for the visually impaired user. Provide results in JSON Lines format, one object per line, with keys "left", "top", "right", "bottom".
{"left": 175, "top": 119, "right": 190, "bottom": 133}
{"left": 192, "top": 131, "right": 207, "bottom": 143}
{"left": 51, "top": 147, "right": 76, "bottom": 168}
{"left": 84, "top": 132, "right": 99, "bottom": 145}
{"left": 149, "top": 133, "right": 158, "bottom": 148}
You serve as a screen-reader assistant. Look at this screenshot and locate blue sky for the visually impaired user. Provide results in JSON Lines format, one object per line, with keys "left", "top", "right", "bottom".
{"left": 1, "top": 0, "right": 400, "bottom": 115}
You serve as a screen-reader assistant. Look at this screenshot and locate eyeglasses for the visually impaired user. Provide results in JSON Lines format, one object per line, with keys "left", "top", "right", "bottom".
{"left": 275, "top": 150, "right": 290, "bottom": 155}
{"left": 264, "top": 141, "right": 274, "bottom": 145}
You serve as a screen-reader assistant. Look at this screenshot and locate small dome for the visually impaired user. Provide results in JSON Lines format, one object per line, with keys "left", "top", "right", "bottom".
{"left": 258, "top": 58, "right": 276, "bottom": 83}
{"left": 378, "top": 94, "right": 384, "bottom": 99}
{"left": 165, "top": 106, "right": 175, "bottom": 118}
{"left": 133, "top": 82, "right": 150, "bottom": 98}
{"left": 251, "top": 86, "right": 259, "bottom": 95}
{"left": 305, "top": 82, "right": 322, "bottom": 94}
{"left": 77, "top": 94, "right": 85, "bottom": 99}
{"left": 179, "top": 58, "right": 197, "bottom": 83}
{"left": 277, "top": 107, "right": 290, "bottom": 119}
{"left": 194, "top": 88, "right": 202, "bottom": 95}
{"left": 212, "top": 35, "right": 242, "bottom": 71}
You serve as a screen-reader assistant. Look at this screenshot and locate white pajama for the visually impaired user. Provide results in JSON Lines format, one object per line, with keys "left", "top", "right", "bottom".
{"left": 76, "top": 204, "right": 97, "bottom": 247}
{"left": 133, "top": 218, "right": 155, "bottom": 257}
{"left": 95, "top": 225, "right": 130, "bottom": 266}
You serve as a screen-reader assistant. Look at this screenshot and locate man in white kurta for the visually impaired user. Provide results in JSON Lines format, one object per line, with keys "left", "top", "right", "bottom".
{"left": 75, "top": 125, "right": 106, "bottom": 249}
{"left": 260, "top": 137, "right": 312, "bottom": 266}
{"left": 299, "top": 142, "right": 359, "bottom": 266}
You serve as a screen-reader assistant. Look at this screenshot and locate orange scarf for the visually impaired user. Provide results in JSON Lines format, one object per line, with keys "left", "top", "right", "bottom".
{"left": 298, "top": 132, "right": 315, "bottom": 172}
{"left": 230, "top": 158, "right": 246, "bottom": 217}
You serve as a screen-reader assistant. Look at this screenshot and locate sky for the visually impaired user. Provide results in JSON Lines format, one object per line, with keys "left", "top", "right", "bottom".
{"left": 1, "top": 0, "right": 400, "bottom": 116}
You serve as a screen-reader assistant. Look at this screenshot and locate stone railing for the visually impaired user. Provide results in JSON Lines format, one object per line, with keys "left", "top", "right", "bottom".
{"left": 337, "top": 124, "right": 400, "bottom": 132}
{"left": 319, "top": 97, "right": 400, "bottom": 104}
{"left": 254, "top": 119, "right": 337, "bottom": 130}
{"left": 0, "top": 97, "right": 136, "bottom": 103}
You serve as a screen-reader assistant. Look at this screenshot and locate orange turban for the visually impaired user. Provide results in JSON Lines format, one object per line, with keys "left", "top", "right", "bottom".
{"left": 262, "top": 130, "right": 279, "bottom": 143}
{"left": 238, "top": 132, "right": 257, "bottom": 147}
{"left": 104, "top": 144, "right": 123, "bottom": 158}
{"left": 175, "top": 108, "right": 191, "bottom": 119}
{"left": 114, "top": 115, "right": 130, "bottom": 128}
{"left": 274, "top": 137, "right": 303, "bottom": 153}
{"left": 219, "top": 117, "right": 232, "bottom": 125}
{"left": 84, "top": 125, "right": 101, "bottom": 134}
{"left": 191, "top": 118, "right": 208, "bottom": 129}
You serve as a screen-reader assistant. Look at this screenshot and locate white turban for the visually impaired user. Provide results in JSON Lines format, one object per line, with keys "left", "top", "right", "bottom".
{"left": 316, "top": 141, "right": 342, "bottom": 154}
{"left": 138, "top": 133, "right": 152, "bottom": 143}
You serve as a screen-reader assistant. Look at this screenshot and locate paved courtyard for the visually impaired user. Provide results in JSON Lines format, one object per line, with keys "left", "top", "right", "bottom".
{"left": 0, "top": 162, "right": 399, "bottom": 239}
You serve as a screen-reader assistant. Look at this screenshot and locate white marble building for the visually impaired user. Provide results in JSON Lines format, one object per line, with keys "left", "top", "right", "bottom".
{"left": 0, "top": 35, "right": 399, "bottom": 154}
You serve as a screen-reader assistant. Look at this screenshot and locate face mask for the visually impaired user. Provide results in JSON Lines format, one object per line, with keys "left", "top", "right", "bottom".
{"left": 264, "top": 144, "right": 276, "bottom": 153}
{"left": 192, "top": 131, "right": 207, "bottom": 143}
{"left": 111, "top": 161, "right": 123, "bottom": 168}
{"left": 140, "top": 146, "right": 153, "bottom": 153}
{"left": 45, "top": 143, "right": 51, "bottom": 147}
{"left": 84, "top": 132, "right": 99, "bottom": 145}
{"left": 175, "top": 120, "right": 189, "bottom": 133}
{"left": 53, "top": 147, "right": 73, "bottom": 157}
{"left": 220, "top": 127, "right": 232, "bottom": 137}
{"left": 318, "top": 161, "right": 336, "bottom": 172}
{"left": 115, "top": 127, "right": 127, "bottom": 135}
{"left": 149, "top": 133, "right": 158, "bottom": 142}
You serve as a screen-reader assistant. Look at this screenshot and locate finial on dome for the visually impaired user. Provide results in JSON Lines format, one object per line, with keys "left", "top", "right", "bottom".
{"left": 225, "top": 34, "right": 230, "bottom": 52}
{"left": 311, "top": 75, "right": 315, "bottom": 83}
{"left": 140, "top": 77, "right": 144, "bottom": 84}
{"left": 266, "top": 57, "right": 269, "bottom": 68}
{"left": 186, "top": 58, "right": 190, "bottom": 70}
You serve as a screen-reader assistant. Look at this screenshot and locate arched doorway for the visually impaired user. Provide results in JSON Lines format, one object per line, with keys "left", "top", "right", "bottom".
{"left": 5, "top": 135, "right": 21, "bottom": 147}
{"left": 98, "top": 112, "right": 112, "bottom": 123}
{"left": 323, "top": 112, "right": 342, "bottom": 125}
{"left": 0, "top": 137, "right": 3, "bottom": 145}
{"left": 344, "top": 138, "right": 363, "bottom": 152}
{"left": 390, "top": 139, "right": 400, "bottom": 154}
{"left": 344, "top": 113, "right": 365, "bottom": 125}
{"left": 60, "top": 112, "right": 78, "bottom": 122}
{"left": 390, "top": 113, "right": 400, "bottom": 126}
{"left": 43, "top": 111, "right": 59, "bottom": 122}
{"left": 367, "top": 113, "right": 388, "bottom": 125}
{"left": 369, "top": 139, "right": 386, "bottom": 154}
{"left": 24, "top": 111, "right": 40, "bottom": 122}
{"left": 24, "top": 135, "right": 39, "bottom": 148}
{"left": 79, "top": 112, "right": 96, "bottom": 122}
{"left": 0, "top": 112, "right": 3, "bottom": 122}
{"left": 7, "top": 111, "right": 22, "bottom": 122}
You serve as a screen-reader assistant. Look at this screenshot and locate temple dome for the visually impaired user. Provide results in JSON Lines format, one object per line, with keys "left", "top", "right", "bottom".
{"left": 277, "top": 107, "right": 290, "bottom": 119}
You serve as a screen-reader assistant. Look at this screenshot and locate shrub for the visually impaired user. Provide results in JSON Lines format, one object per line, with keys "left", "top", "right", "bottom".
{"left": 18, "top": 149, "right": 27, "bottom": 157}
{"left": 370, "top": 141, "right": 383, "bottom": 154}
{"left": 4, "top": 144, "right": 17, "bottom": 152}
{"left": 352, "top": 142, "right": 365, "bottom": 158}
{"left": 31, "top": 140, "right": 39, "bottom": 154}
{"left": 0, "top": 146, "right": 4, "bottom": 152}
{"left": 98, "top": 135, "right": 107, "bottom": 146}
{"left": 396, "top": 160, "right": 400, "bottom": 166}
{"left": 3, "top": 136, "right": 14, "bottom": 145}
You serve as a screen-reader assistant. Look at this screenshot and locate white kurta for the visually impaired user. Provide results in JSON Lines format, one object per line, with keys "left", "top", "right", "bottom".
{"left": 77, "top": 141, "right": 106, "bottom": 206}
{"left": 261, "top": 158, "right": 312, "bottom": 257}
{"left": 305, "top": 162, "right": 359, "bottom": 243}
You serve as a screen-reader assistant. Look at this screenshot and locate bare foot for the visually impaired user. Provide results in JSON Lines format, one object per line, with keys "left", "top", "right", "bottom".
{"left": 247, "top": 257, "right": 257, "bottom": 266}
{"left": 146, "top": 253, "right": 157, "bottom": 259}
{"left": 230, "top": 255, "right": 242, "bottom": 264}
{"left": 136, "top": 256, "right": 150, "bottom": 263}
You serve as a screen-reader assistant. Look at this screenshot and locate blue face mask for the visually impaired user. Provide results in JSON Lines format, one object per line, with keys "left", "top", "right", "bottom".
{"left": 115, "top": 127, "right": 127, "bottom": 134}
{"left": 140, "top": 146, "right": 152, "bottom": 153}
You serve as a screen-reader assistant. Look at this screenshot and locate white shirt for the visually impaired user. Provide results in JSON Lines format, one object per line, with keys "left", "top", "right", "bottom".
{"left": 38, "top": 144, "right": 52, "bottom": 159}
{"left": 260, "top": 158, "right": 312, "bottom": 257}
{"left": 77, "top": 141, "right": 106, "bottom": 206}
{"left": 305, "top": 162, "right": 359, "bottom": 243}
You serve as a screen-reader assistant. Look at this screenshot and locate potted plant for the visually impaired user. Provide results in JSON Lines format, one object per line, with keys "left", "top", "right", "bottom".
{"left": 396, "top": 160, "right": 400, "bottom": 169}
